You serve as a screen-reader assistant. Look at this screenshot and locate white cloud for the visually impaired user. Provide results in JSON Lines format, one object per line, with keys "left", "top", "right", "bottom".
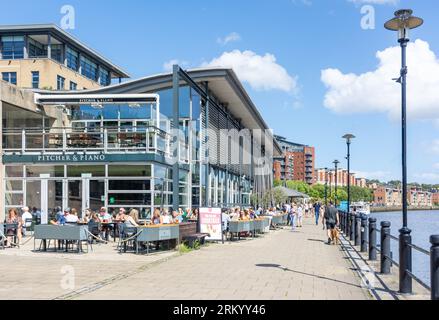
{"left": 217, "top": 32, "right": 241, "bottom": 46}
{"left": 413, "top": 173, "right": 439, "bottom": 183}
{"left": 163, "top": 59, "right": 189, "bottom": 72}
{"left": 321, "top": 39, "right": 439, "bottom": 121}
{"left": 355, "top": 170, "right": 392, "bottom": 181}
{"left": 202, "top": 50, "right": 298, "bottom": 93}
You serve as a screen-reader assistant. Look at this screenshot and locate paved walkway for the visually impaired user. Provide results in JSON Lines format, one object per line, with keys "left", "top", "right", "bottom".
{"left": 0, "top": 218, "right": 370, "bottom": 300}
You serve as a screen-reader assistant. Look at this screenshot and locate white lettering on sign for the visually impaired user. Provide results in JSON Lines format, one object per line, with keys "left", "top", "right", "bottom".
{"left": 36, "top": 154, "right": 106, "bottom": 162}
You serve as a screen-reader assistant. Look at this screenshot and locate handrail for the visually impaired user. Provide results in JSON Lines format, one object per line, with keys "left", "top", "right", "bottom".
{"left": 406, "top": 270, "right": 431, "bottom": 291}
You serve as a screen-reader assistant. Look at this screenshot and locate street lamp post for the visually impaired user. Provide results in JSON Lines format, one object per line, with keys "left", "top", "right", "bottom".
{"left": 343, "top": 134, "right": 355, "bottom": 234}
{"left": 324, "top": 167, "right": 328, "bottom": 206}
{"left": 333, "top": 160, "right": 340, "bottom": 207}
{"left": 385, "top": 8, "right": 423, "bottom": 295}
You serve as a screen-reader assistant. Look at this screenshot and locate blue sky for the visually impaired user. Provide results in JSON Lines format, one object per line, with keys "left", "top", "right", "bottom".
{"left": 2, "top": 0, "right": 439, "bottom": 183}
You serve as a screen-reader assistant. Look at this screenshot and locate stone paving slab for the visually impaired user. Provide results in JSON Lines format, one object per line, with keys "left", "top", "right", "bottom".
{"left": 0, "top": 218, "right": 370, "bottom": 300}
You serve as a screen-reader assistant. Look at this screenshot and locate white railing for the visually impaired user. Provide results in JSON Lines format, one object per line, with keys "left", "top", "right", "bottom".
{"left": 1, "top": 126, "right": 192, "bottom": 160}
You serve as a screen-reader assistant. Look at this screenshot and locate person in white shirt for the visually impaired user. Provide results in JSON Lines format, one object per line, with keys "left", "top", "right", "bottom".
{"left": 297, "top": 205, "right": 304, "bottom": 228}
{"left": 21, "top": 207, "right": 33, "bottom": 236}
{"left": 162, "top": 209, "right": 172, "bottom": 224}
{"left": 64, "top": 208, "right": 79, "bottom": 223}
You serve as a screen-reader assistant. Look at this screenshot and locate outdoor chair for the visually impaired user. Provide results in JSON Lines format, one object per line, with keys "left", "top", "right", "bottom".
{"left": 22, "top": 218, "right": 33, "bottom": 237}
{"left": 118, "top": 224, "right": 137, "bottom": 253}
{"left": 88, "top": 221, "right": 101, "bottom": 246}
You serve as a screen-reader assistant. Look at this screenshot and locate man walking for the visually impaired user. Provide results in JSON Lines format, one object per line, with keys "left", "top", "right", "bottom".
{"left": 314, "top": 202, "right": 321, "bottom": 226}
{"left": 323, "top": 201, "right": 339, "bottom": 245}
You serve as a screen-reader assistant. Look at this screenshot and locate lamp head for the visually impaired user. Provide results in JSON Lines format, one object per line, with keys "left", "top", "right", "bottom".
{"left": 384, "top": 9, "right": 423, "bottom": 41}
{"left": 342, "top": 134, "right": 356, "bottom": 144}
{"left": 333, "top": 160, "right": 340, "bottom": 167}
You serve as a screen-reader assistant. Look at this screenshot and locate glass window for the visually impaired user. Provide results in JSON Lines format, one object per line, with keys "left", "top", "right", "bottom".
{"left": 99, "top": 67, "right": 110, "bottom": 86}
{"left": 154, "top": 164, "right": 172, "bottom": 180}
{"left": 5, "top": 180, "right": 23, "bottom": 192}
{"left": 66, "top": 47, "right": 79, "bottom": 71}
{"left": 25, "top": 165, "right": 64, "bottom": 178}
{"left": 109, "top": 180, "right": 151, "bottom": 191}
{"left": 107, "top": 193, "right": 151, "bottom": 206}
{"left": 80, "top": 55, "right": 98, "bottom": 81}
{"left": 2, "top": 72, "right": 17, "bottom": 85}
{"left": 71, "top": 105, "right": 102, "bottom": 120}
{"left": 119, "top": 103, "right": 151, "bottom": 120}
{"left": 57, "top": 75, "right": 65, "bottom": 90}
{"left": 5, "top": 166, "right": 23, "bottom": 178}
{"left": 69, "top": 81, "right": 77, "bottom": 91}
{"left": 67, "top": 165, "right": 105, "bottom": 177}
{"left": 1, "top": 36, "right": 24, "bottom": 59}
{"left": 28, "top": 38, "right": 47, "bottom": 58}
{"left": 31, "top": 71, "right": 39, "bottom": 89}
{"left": 26, "top": 180, "right": 41, "bottom": 210}
{"left": 108, "top": 165, "right": 151, "bottom": 177}
{"left": 51, "top": 44, "right": 63, "bottom": 63}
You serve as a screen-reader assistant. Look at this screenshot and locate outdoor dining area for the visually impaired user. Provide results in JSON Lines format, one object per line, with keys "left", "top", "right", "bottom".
{"left": 1, "top": 206, "right": 289, "bottom": 255}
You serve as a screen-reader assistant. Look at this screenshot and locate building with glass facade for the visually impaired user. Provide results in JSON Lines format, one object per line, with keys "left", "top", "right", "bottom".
{"left": 0, "top": 24, "right": 129, "bottom": 90}
{"left": 1, "top": 65, "right": 280, "bottom": 221}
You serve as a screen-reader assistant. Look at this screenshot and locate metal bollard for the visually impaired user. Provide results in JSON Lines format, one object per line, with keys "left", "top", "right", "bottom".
{"left": 368, "top": 217, "right": 377, "bottom": 261}
{"left": 345, "top": 211, "right": 350, "bottom": 237}
{"left": 350, "top": 212, "right": 356, "bottom": 241}
{"left": 355, "top": 213, "right": 361, "bottom": 246}
{"left": 431, "top": 235, "right": 439, "bottom": 300}
{"left": 399, "top": 227, "right": 412, "bottom": 294}
{"left": 380, "top": 221, "right": 391, "bottom": 274}
{"left": 361, "top": 214, "right": 368, "bottom": 252}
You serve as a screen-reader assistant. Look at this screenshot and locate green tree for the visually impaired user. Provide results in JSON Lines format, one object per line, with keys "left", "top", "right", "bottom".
{"left": 273, "top": 188, "right": 288, "bottom": 206}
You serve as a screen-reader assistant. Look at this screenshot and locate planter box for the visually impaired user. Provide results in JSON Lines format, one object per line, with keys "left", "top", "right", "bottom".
{"left": 34, "top": 225, "right": 88, "bottom": 241}
{"left": 136, "top": 225, "right": 180, "bottom": 242}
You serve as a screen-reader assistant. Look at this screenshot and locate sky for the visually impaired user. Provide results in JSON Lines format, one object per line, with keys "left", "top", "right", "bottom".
{"left": 1, "top": 0, "right": 439, "bottom": 183}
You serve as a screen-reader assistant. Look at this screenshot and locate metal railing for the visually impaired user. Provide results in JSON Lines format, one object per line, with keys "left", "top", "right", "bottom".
{"left": 338, "top": 210, "right": 439, "bottom": 300}
{"left": 1, "top": 127, "right": 191, "bottom": 161}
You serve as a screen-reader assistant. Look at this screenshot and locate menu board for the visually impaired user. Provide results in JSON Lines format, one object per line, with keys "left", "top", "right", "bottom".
{"left": 199, "top": 208, "right": 222, "bottom": 241}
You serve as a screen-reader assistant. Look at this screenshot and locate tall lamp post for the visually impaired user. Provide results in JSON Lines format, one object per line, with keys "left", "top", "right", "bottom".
{"left": 333, "top": 160, "right": 340, "bottom": 207}
{"left": 324, "top": 167, "right": 329, "bottom": 206}
{"left": 343, "top": 134, "right": 355, "bottom": 213}
{"left": 385, "top": 9, "right": 423, "bottom": 295}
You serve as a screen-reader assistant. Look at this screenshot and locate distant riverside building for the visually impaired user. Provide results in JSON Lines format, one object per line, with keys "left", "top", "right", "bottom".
{"left": 0, "top": 24, "right": 129, "bottom": 90}
{"left": 373, "top": 186, "right": 432, "bottom": 207}
{"left": 273, "top": 135, "right": 315, "bottom": 185}
{"left": 432, "top": 192, "right": 439, "bottom": 206}
{"left": 0, "top": 24, "right": 280, "bottom": 222}
{"left": 315, "top": 168, "right": 365, "bottom": 188}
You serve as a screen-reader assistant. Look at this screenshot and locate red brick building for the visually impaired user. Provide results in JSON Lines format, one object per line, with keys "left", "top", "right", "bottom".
{"left": 273, "top": 136, "right": 316, "bottom": 185}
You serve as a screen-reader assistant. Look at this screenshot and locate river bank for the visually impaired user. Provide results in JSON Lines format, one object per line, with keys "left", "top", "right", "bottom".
{"left": 371, "top": 206, "right": 439, "bottom": 213}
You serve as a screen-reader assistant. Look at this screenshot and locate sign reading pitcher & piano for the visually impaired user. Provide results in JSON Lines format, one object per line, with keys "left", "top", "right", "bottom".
{"left": 199, "top": 208, "right": 222, "bottom": 241}
{"left": 36, "top": 154, "right": 107, "bottom": 163}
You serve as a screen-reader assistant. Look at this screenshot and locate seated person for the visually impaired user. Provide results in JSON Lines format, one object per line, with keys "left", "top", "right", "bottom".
{"left": 5, "top": 208, "right": 22, "bottom": 247}
{"left": 65, "top": 208, "right": 79, "bottom": 224}
{"left": 151, "top": 209, "right": 163, "bottom": 225}
{"left": 161, "top": 209, "right": 172, "bottom": 224}
{"left": 115, "top": 208, "right": 127, "bottom": 221}
{"left": 172, "top": 210, "right": 182, "bottom": 224}
{"left": 124, "top": 209, "right": 139, "bottom": 228}
{"left": 21, "top": 206, "right": 33, "bottom": 236}
{"left": 99, "top": 207, "right": 112, "bottom": 223}
{"left": 50, "top": 208, "right": 68, "bottom": 226}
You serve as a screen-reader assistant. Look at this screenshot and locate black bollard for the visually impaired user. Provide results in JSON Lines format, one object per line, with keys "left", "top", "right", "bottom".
{"left": 355, "top": 213, "right": 361, "bottom": 246}
{"left": 350, "top": 212, "right": 356, "bottom": 241}
{"left": 431, "top": 235, "right": 439, "bottom": 300}
{"left": 369, "top": 217, "right": 377, "bottom": 261}
{"left": 380, "top": 221, "right": 391, "bottom": 274}
{"left": 361, "top": 214, "right": 368, "bottom": 252}
{"left": 430, "top": 235, "right": 439, "bottom": 301}
{"left": 399, "top": 227, "right": 412, "bottom": 294}
{"left": 346, "top": 211, "right": 350, "bottom": 237}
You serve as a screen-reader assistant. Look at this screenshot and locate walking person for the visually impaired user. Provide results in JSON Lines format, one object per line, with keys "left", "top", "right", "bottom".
{"left": 314, "top": 202, "right": 321, "bottom": 226}
{"left": 323, "top": 201, "right": 339, "bottom": 245}
{"left": 290, "top": 205, "right": 296, "bottom": 231}
{"left": 297, "top": 204, "right": 304, "bottom": 228}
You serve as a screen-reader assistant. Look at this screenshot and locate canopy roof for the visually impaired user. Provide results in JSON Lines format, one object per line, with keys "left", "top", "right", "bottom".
{"left": 275, "top": 186, "right": 310, "bottom": 198}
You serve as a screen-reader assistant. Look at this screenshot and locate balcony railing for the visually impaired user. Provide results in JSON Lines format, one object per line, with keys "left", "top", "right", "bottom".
{"left": 2, "top": 126, "right": 190, "bottom": 161}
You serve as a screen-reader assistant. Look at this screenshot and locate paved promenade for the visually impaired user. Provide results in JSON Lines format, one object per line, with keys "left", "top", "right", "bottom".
{"left": 0, "top": 218, "right": 370, "bottom": 300}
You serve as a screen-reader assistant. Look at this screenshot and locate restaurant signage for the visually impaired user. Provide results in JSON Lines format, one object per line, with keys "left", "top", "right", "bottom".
{"left": 199, "top": 208, "right": 222, "bottom": 241}
{"left": 36, "top": 154, "right": 108, "bottom": 163}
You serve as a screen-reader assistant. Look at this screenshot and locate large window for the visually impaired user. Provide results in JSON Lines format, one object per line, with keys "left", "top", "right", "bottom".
{"left": 1, "top": 36, "right": 24, "bottom": 59}
{"left": 31, "top": 71, "right": 39, "bottom": 89}
{"left": 57, "top": 75, "right": 65, "bottom": 90}
{"left": 66, "top": 47, "right": 79, "bottom": 71}
{"left": 80, "top": 55, "right": 98, "bottom": 81}
{"left": 28, "top": 38, "right": 47, "bottom": 58}
{"left": 51, "top": 44, "right": 63, "bottom": 63}
{"left": 70, "top": 81, "right": 77, "bottom": 91}
{"left": 2, "top": 72, "right": 17, "bottom": 85}
{"left": 99, "top": 67, "right": 110, "bottom": 86}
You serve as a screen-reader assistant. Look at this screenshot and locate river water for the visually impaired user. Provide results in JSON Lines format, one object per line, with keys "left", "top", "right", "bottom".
{"left": 370, "top": 210, "right": 439, "bottom": 286}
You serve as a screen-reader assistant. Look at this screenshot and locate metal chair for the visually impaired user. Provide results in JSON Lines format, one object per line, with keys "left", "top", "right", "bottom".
{"left": 118, "top": 224, "right": 137, "bottom": 253}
